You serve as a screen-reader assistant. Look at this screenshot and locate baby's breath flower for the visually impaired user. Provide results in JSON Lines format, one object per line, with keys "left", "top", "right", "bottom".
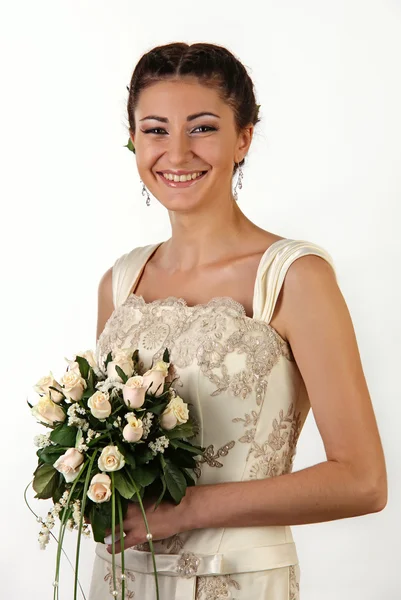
{"left": 86, "top": 429, "right": 96, "bottom": 442}
{"left": 34, "top": 433, "right": 52, "bottom": 448}
{"left": 141, "top": 412, "right": 154, "bottom": 440}
{"left": 148, "top": 435, "right": 169, "bottom": 455}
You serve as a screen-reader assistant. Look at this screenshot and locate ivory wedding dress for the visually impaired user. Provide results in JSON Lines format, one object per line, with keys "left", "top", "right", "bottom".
{"left": 88, "top": 238, "right": 336, "bottom": 600}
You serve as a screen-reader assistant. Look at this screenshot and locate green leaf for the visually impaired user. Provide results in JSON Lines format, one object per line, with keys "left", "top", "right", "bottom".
{"left": 50, "top": 424, "right": 77, "bottom": 447}
{"left": 146, "top": 402, "right": 168, "bottom": 416}
{"left": 26, "top": 399, "right": 33, "bottom": 409}
{"left": 170, "top": 439, "right": 204, "bottom": 455}
{"left": 160, "top": 457, "right": 186, "bottom": 504}
{"left": 52, "top": 475, "right": 66, "bottom": 503}
{"left": 75, "top": 356, "right": 90, "bottom": 380}
{"left": 164, "top": 422, "right": 195, "bottom": 440}
{"left": 124, "top": 137, "right": 135, "bottom": 153}
{"left": 154, "top": 475, "right": 167, "bottom": 510}
{"left": 136, "top": 447, "right": 155, "bottom": 465}
{"left": 115, "top": 365, "right": 128, "bottom": 384}
{"left": 36, "top": 446, "right": 66, "bottom": 464}
{"left": 182, "top": 468, "right": 197, "bottom": 486}
{"left": 113, "top": 470, "right": 136, "bottom": 499}
{"left": 75, "top": 428, "right": 83, "bottom": 448}
{"left": 87, "top": 367, "right": 96, "bottom": 392}
{"left": 90, "top": 501, "right": 112, "bottom": 543}
{"left": 132, "top": 463, "right": 159, "bottom": 488}
{"left": 162, "top": 348, "right": 170, "bottom": 363}
{"left": 167, "top": 448, "right": 197, "bottom": 469}
{"left": 104, "top": 351, "right": 113, "bottom": 370}
{"left": 33, "top": 464, "right": 59, "bottom": 499}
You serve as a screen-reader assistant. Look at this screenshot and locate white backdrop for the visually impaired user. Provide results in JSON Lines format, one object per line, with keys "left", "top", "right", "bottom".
{"left": 1, "top": 0, "right": 400, "bottom": 598}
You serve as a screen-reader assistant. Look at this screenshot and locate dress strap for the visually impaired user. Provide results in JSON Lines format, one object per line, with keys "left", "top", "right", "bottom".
{"left": 112, "top": 242, "right": 162, "bottom": 308}
{"left": 253, "top": 239, "right": 337, "bottom": 323}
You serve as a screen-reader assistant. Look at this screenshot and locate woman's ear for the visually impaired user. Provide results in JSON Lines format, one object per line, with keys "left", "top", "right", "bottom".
{"left": 236, "top": 125, "right": 254, "bottom": 162}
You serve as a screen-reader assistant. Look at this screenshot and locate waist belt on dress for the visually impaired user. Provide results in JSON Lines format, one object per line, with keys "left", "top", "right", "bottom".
{"left": 96, "top": 541, "right": 298, "bottom": 599}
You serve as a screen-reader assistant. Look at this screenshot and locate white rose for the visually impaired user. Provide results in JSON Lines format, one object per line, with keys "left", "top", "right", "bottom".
{"left": 34, "top": 372, "right": 64, "bottom": 403}
{"left": 160, "top": 395, "right": 189, "bottom": 430}
{"left": 54, "top": 448, "right": 84, "bottom": 483}
{"left": 61, "top": 370, "right": 87, "bottom": 402}
{"left": 123, "top": 376, "right": 147, "bottom": 408}
{"left": 98, "top": 445, "right": 125, "bottom": 472}
{"left": 31, "top": 395, "right": 66, "bottom": 426}
{"left": 107, "top": 348, "right": 135, "bottom": 381}
{"left": 87, "top": 473, "right": 112, "bottom": 503}
{"left": 142, "top": 360, "right": 169, "bottom": 397}
{"left": 123, "top": 415, "right": 144, "bottom": 443}
{"left": 88, "top": 391, "right": 112, "bottom": 419}
{"left": 64, "top": 358, "right": 82, "bottom": 375}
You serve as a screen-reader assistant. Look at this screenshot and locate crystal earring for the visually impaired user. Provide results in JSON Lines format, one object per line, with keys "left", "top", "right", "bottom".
{"left": 233, "top": 162, "right": 243, "bottom": 202}
{"left": 140, "top": 180, "right": 151, "bottom": 206}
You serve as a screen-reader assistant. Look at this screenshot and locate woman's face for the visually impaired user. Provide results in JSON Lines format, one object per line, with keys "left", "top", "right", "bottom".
{"left": 131, "top": 77, "right": 253, "bottom": 211}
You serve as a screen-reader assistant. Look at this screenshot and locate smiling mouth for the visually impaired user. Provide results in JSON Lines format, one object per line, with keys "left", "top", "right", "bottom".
{"left": 156, "top": 170, "right": 208, "bottom": 187}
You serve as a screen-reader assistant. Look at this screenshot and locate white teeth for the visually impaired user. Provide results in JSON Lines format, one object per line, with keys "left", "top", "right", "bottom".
{"left": 162, "top": 172, "right": 204, "bottom": 182}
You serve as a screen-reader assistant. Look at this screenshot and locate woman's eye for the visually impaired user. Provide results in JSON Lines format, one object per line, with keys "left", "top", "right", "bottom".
{"left": 192, "top": 126, "right": 217, "bottom": 133}
{"left": 143, "top": 128, "right": 167, "bottom": 135}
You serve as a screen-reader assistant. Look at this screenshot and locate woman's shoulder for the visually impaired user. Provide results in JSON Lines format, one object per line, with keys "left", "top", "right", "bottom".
{"left": 112, "top": 241, "right": 161, "bottom": 273}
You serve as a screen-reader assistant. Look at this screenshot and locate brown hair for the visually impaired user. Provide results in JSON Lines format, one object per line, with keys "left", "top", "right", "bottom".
{"left": 127, "top": 42, "right": 260, "bottom": 174}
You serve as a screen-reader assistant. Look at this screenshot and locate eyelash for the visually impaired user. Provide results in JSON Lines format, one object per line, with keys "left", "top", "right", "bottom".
{"left": 142, "top": 126, "right": 217, "bottom": 135}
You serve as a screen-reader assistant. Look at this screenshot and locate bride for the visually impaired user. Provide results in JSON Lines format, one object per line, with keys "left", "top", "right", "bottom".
{"left": 89, "top": 42, "right": 387, "bottom": 599}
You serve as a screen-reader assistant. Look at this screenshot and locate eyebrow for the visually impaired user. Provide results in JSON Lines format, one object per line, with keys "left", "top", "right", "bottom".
{"left": 139, "top": 112, "right": 220, "bottom": 123}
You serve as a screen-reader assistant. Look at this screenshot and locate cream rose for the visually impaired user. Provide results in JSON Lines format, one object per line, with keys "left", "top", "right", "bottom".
{"left": 98, "top": 445, "right": 125, "bottom": 472}
{"left": 122, "top": 415, "right": 144, "bottom": 443}
{"left": 87, "top": 473, "right": 112, "bottom": 503}
{"left": 54, "top": 448, "right": 84, "bottom": 483}
{"left": 61, "top": 370, "right": 87, "bottom": 402}
{"left": 88, "top": 391, "right": 111, "bottom": 419}
{"left": 160, "top": 395, "right": 189, "bottom": 430}
{"left": 123, "top": 376, "right": 147, "bottom": 409}
{"left": 107, "top": 348, "right": 135, "bottom": 382}
{"left": 142, "top": 360, "right": 169, "bottom": 397}
{"left": 31, "top": 395, "right": 66, "bottom": 426}
{"left": 34, "top": 372, "right": 64, "bottom": 403}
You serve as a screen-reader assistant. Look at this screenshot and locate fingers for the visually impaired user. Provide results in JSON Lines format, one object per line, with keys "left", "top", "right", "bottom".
{"left": 104, "top": 524, "right": 121, "bottom": 537}
{"left": 104, "top": 530, "right": 126, "bottom": 545}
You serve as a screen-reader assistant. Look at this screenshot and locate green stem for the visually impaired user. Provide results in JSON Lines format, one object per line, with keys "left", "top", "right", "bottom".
{"left": 24, "top": 482, "right": 86, "bottom": 599}
{"left": 54, "top": 459, "right": 89, "bottom": 599}
{"left": 74, "top": 451, "right": 97, "bottom": 600}
{"left": 117, "top": 494, "right": 125, "bottom": 600}
{"left": 111, "top": 473, "right": 117, "bottom": 597}
{"left": 54, "top": 504, "right": 70, "bottom": 600}
{"left": 130, "top": 478, "right": 160, "bottom": 600}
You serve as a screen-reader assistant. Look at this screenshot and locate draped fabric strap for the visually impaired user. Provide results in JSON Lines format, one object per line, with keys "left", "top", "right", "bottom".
{"left": 252, "top": 239, "right": 337, "bottom": 323}
{"left": 112, "top": 243, "right": 162, "bottom": 309}
{"left": 96, "top": 541, "right": 299, "bottom": 599}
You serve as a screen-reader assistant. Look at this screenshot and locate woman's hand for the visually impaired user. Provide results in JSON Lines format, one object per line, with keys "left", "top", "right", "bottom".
{"left": 104, "top": 494, "right": 191, "bottom": 554}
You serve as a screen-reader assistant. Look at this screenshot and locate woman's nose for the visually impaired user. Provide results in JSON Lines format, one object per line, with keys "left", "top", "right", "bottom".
{"left": 167, "top": 132, "right": 193, "bottom": 165}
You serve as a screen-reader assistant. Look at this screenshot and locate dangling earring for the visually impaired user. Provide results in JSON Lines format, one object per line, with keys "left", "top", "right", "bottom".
{"left": 233, "top": 162, "right": 243, "bottom": 202}
{"left": 140, "top": 180, "right": 151, "bottom": 206}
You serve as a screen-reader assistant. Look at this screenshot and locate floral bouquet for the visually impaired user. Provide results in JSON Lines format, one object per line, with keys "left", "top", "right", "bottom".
{"left": 26, "top": 347, "right": 203, "bottom": 600}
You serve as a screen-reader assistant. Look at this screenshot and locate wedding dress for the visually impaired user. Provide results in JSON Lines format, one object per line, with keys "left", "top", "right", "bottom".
{"left": 89, "top": 238, "right": 336, "bottom": 600}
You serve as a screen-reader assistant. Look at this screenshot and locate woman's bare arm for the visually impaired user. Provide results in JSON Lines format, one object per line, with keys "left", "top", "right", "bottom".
{"left": 180, "top": 255, "right": 387, "bottom": 532}
{"left": 96, "top": 267, "right": 114, "bottom": 342}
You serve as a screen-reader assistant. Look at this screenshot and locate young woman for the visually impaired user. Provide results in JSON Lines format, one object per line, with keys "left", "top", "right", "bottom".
{"left": 89, "top": 42, "right": 387, "bottom": 600}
